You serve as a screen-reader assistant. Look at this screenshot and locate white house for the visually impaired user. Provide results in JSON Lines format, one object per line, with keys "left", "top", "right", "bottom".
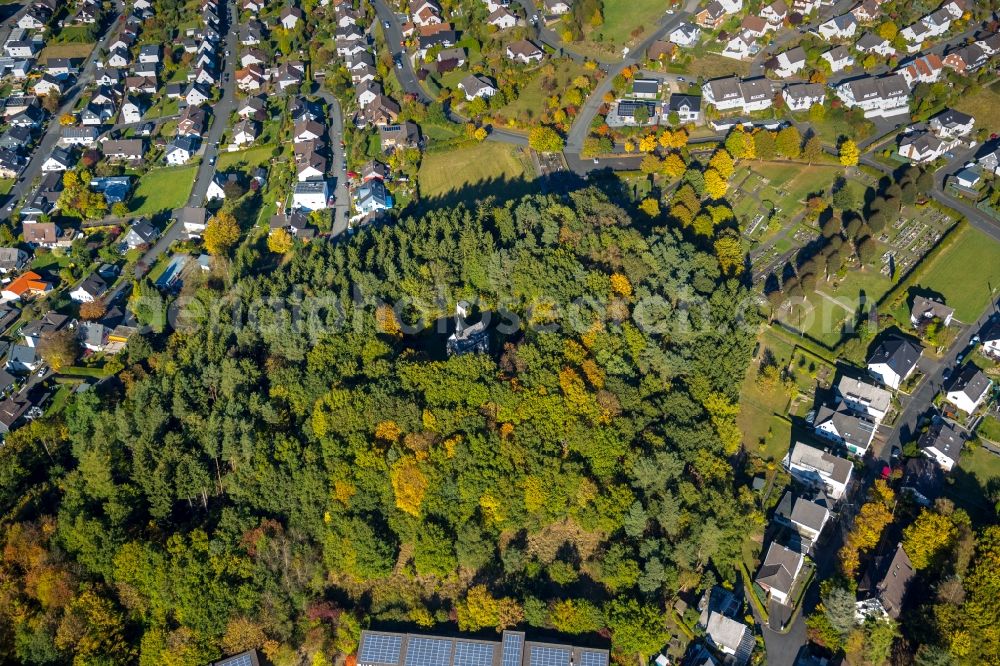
{"left": 898, "top": 130, "right": 951, "bottom": 163}
{"left": 760, "top": 0, "right": 788, "bottom": 26}
{"left": 165, "top": 136, "right": 198, "bottom": 165}
{"left": 755, "top": 542, "right": 804, "bottom": 605}
{"left": 788, "top": 496, "right": 830, "bottom": 544}
{"left": 818, "top": 14, "right": 857, "bottom": 40}
{"left": 292, "top": 180, "right": 330, "bottom": 211}
{"left": 835, "top": 74, "right": 909, "bottom": 119}
{"left": 69, "top": 273, "right": 108, "bottom": 304}
{"left": 505, "top": 39, "right": 544, "bottom": 64}
{"left": 782, "top": 82, "right": 826, "bottom": 112}
{"left": 543, "top": 0, "right": 571, "bottom": 14}
{"left": 122, "top": 98, "right": 145, "bottom": 124}
{"left": 910, "top": 295, "right": 954, "bottom": 327}
{"left": 771, "top": 46, "right": 806, "bottom": 78}
{"left": 458, "top": 74, "right": 497, "bottom": 100}
{"left": 855, "top": 33, "right": 895, "bottom": 57}
{"left": 705, "top": 613, "right": 754, "bottom": 663}
{"left": 702, "top": 76, "right": 773, "bottom": 113}
{"left": 667, "top": 94, "right": 701, "bottom": 123}
{"left": 836, "top": 376, "right": 892, "bottom": 423}
{"left": 919, "top": 421, "right": 962, "bottom": 471}
{"left": 486, "top": 7, "right": 517, "bottom": 29}
{"left": 174, "top": 206, "right": 207, "bottom": 236}
{"left": 899, "top": 54, "right": 944, "bottom": 87}
{"left": 668, "top": 22, "right": 701, "bottom": 47}
{"left": 722, "top": 32, "right": 756, "bottom": 60}
{"left": 822, "top": 46, "right": 854, "bottom": 73}
{"left": 784, "top": 441, "right": 854, "bottom": 500}
{"left": 944, "top": 364, "right": 992, "bottom": 415}
{"left": 811, "top": 402, "right": 877, "bottom": 456}
{"left": 867, "top": 336, "right": 921, "bottom": 390}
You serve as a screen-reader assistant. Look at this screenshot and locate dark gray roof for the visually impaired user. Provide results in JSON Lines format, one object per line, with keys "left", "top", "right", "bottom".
{"left": 945, "top": 363, "right": 991, "bottom": 403}
{"left": 668, "top": 93, "right": 700, "bottom": 112}
{"left": 868, "top": 336, "right": 921, "bottom": 376}
{"left": 790, "top": 497, "right": 829, "bottom": 533}
{"left": 756, "top": 542, "right": 801, "bottom": 595}
{"left": 874, "top": 543, "right": 914, "bottom": 618}
{"left": 918, "top": 421, "right": 963, "bottom": 463}
{"left": 632, "top": 78, "right": 659, "bottom": 95}
{"left": 812, "top": 402, "right": 876, "bottom": 450}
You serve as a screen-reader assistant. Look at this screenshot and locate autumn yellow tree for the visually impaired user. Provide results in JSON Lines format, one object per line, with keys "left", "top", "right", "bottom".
{"left": 903, "top": 508, "right": 959, "bottom": 569}
{"left": 203, "top": 210, "right": 240, "bottom": 256}
{"left": 639, "top": 198, "right": 660, "bottom": 217}
{"left": 839, "top": 138, "right": 860, "bottom": 167}
{"left": 390, "top": 457, "right": 428, "bottom": 516}
{"left": 662, "top": 153, "right": 686, "bottom": 179}
{"left": 714, "top": 231, "right": 743, "bottom": 275}
{"left": 455, "top": 585, "right": 524, "bottom": 632}
{"left": 267, "top": 228, "right": 294, "bottom": 254}
{"left": 638, "top": 134, "right": 658, "bottom": 153}
{"left": 839, "top": 480, "right": 895, "bottom": 577}
{"left": 79, "top": 299, "right": 107, "bottom": 321}
{"left": 704, "top": 168, "right": 729, "bottom": 200}
{"left": 708, "top": 150, "right": 735, "bottom": 179}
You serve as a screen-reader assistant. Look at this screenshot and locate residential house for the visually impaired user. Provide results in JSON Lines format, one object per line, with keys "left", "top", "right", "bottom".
{"left": 20, "top": 312, "right": 70, "bottom": 348}
{"left": 165, "top": 136, "right": 199, "bottom": 165}
{"left": 356, "top": 79, "right": 382, "bottom": 108}
{"left": 7, "top": 345, "right": 41, "bottom": 372}
{"left": 295, "top": 151, "right": 326, "bottom": 181}
{"left": 818, "top": 14, "right": 858, "bottom": 39}
{"left": 365, "top": 95, "right": 401, "bottom": 126}
{"left": 851, "top": 0, "right": 881, "bottom": 23}
{"left": 899, "top": 53, "right": 944, "bottom": 87}
{"left": 668, "top": 94, "right": 701, "bottom": 123}
{"left": 929, "top": 108, "right": 974, "bottom": 139}
{"left": 822, "top": 45, "right": 854, "bottom": 72}
{"left": 409, "top": 0, "right": 442, "bottom": 26}
{"left": 755, "top": 542, "right": 804, "bottom": 605}
{"left": 1, "top": 271, "right": 51, "bottom": 302}
{"left": 953, "top": 167, "right": 981, "bottom": 191}
{"left": 811, "top": 402, "right": 877, "bottom": 456}
{"left": 294, "top": 119, "right": 325, "bottom": 143}
{"left": 695, "top": 1, "right": 728, "bottom": 30}
{"left": 0, "top": 248, "right": 28, "bottom": 274}
{"left": 902, "top": 457, "right": 944, "bottom": 506}
{"left": 138, "top": 44, "right": 161, "bottom": 65}
{"left": 23, "top": 223, "right": 64, "bottom": 248}
{"left": 335, "top": 38, "right": 365, "bottom": 58}
{"left": 981, "top": 318, "right": 1000, "bottom": 358}
{"left": 174, "top": 206, "right": 208, "bottom": 236}
{"left": 269, "top": 209, "right": 316, "bottom": 241}
{"left": 184, "top": 83, "right": 211, "bottom": 106}
{"left": 292, "top": 180, "right": 330, "bottom": 211}
{"left": 69, "top": 272, "right": 108, "bottom": 303}
{"left": 702, "top": 76, "right": 773, "bottom": 113}
{"left": 543, "top": 0, "right": 571, "bottom": 14}
{"left": 722, "top": 32, "right": 756, "bottom": 60}
{"left": 855, "top": 33, "right": 895, "bottom": 57}
{"left": 898, "top": 130, "right": 950, "bottom": 163}
{"left": 942, "top": 43, "right": 989, "bottom": 74}
{"left": 910, "top": 295, "right": 954, "bottom": 327}
{"left": 122, "top": 218, "right": 160, "bottom": 249}
{"left": 274, "top": 62, "right": 305, "bottom": 91}
{"left": 280, "top": 5, "right": 303, "bottom": 29}
{"left": 237, "top": 97, "right": 267, "bottom": 121}
{"left": 857, "top": 543, "right": 915, "bottom": 619}
{"left": 919, "top": 420, "right": 963, "bottom": 471}
{"left": 0, "top": 393, "right": 33, "bottom": 432}
{"left": 125, "top": 75, "right": 158, "bottom": 95}
{"left": 978, "top": 144, "right": 1000, "bottom": 176}
{"left": 668, "top": 22, "right": 701, "bottom": 47}
{"left": 378, "top": 121, "right": 421, "bottom": 151}
{"left": 236, "top": 64, "right": 267, "bottom": 91}
{"left": 835, "top": 73, "right": 909, "bottom": 118}
{"left": 760, "top": 0, "right": 788, "bottom": 26}
{"left": 784, "top": 441, "right": 854, "bottom": 500}
{"left": 1, "top": 126, "right": 34, "bottom": 152}
{"left": 774, "top": 492, "right": 830, "bottom": 546}
{"left": 782, "top": 82, "right": 826, "bottom": 111}
{"left": 944, "top": 364, "right": 992, "bottom": 414}
{"left": 836, "top": 375, "right": 892, "bottom": 422}
{"left": 458, "top": 74, "right": 497, "bottom": 100}
{"left": 361, "top": 160, "right": 390, "bottom": 183}
{"left": 107, "top": 46, "right": 131, "bottom": 68}
{"left": 352, "top": 179, "right": 392, "bottom": 215}
{"left": 0, "top": 149, "right": 24, "bottom": 178}
{"left": 33, "top": 74, "right": 65, "bottom": 97}
{"left": 487, "top": 8, "right": 517, "bottom": 29}
{"left": 705, "top": 613, "right": 754, "bottom": 666}
{"left": 177, "top": 105, "right": 208, "bottom": 136}
{"left": 868, "top": 336, "right": 921, "bottom": 389}
{"left": 505, "top": 39, "right": 544, "bottom": 64}
{"left": 975, "top": 32, "right": 1000, "bottom": 56}
{"left": 90, "top": 176, "right": 131, "bottom": 205}
{"left": 232, "top": 119, "right": 260, "bottom": 146}
{"left": 771, "top": 46, "right": 806, "bottom": 77}
{"left": 121, "top": 98, "right": 145, "bottom": 124}
{"left": 102, "top": 139, "right": 145, "bottom": 162}
{"left": 41, "top": 147, "right": 74, "bottom": 173}
{"left": 10, "top": 106, "right": 45, "bottom": 129}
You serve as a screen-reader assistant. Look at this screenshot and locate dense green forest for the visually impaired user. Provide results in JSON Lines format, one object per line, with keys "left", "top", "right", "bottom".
{"left": 0, "top": 188, "right": 762, "bottom": 664}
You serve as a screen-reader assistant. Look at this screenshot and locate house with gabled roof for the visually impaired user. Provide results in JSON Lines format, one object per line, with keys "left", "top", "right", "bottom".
{"left": 944, "top": 364, "right": 992, "bottom": 415}
{"left": 771, "top": 46, "right": 806, "bottom": 77}
{"left": 836, "top": 375, "right": 892, "bottom": 423}
{"left": 857, "top": 543, "right": 914, "bottom": 620}
{"left": 782, "top": 82, "right": 825, "bottom": 112}
{"left": 811, "top": 401, "right": 877, "bottom": 456}
{"left": 910, "top": 295, "right": 954, "bottom": 327}
{"left": 755, "top": 542, "right": 804, "bottom": 605}
{"left": 867, "top": 336, "right": 921, "bottom": 389}
{"left": 505, "top": 39, "right": 544, "bottom": 64}
{"left": 784, "top": 441, "right": 853, "bottom": 500}
{"left": 1, "top": 271, "right": 51, "bottom": 302}
{"left": 919, "top": 421, "right": 963, "bottom": 471}
{"left": 818, "top": 13, "right": 857, "bottom": 39}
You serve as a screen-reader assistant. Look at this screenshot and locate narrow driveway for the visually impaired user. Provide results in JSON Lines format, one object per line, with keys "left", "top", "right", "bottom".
{"left": 320, "top": 92, "right": 350, "bottom": 237}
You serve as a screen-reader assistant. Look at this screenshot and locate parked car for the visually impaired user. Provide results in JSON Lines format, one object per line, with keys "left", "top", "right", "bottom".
{"left": 890, "top": 446, "right": 901, "bottom": 463}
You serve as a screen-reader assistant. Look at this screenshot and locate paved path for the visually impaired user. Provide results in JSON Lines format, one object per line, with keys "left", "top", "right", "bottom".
{"left": 319, "top": 92, "right": 350, "bottom": 238}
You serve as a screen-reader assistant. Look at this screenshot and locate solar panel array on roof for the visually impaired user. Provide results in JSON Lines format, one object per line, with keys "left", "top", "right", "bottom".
{"left": 454, "top": 641, "right": 496, "bottom": 666}
{"left": 359, "top": 633, "right": 404, "bottom": 665}
{"left": 579, "top": 651, "right": 608, "bottom": 666}
{"left": 501, "top": 632, "right": 525, "bottom": 666}
{"left": 528, "top": 646, "right": 571, "bottom": 666}
{"left": 215, "top": 653, "right": 257, "bottom": 666}
{"left": 404, "top": 637, "right": 453, "bottom": 666}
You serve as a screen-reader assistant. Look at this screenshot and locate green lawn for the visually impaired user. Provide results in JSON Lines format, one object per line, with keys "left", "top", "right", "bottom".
{"left": 50, "top": 27, "right": 95, "bottom": 45}
{"left": 737, "top": 327, "right": 796, "bottom": 455}
{"left": 905, "top": 225, "right": 1000, "bottom": 322}
{"left": 0, "top": 178, "right": 13, "bottom": 195}
{"left": 584, "top": 0, "right": 672, "bottom": 50}
{"left": 795, "top": 107, "right": 876, "bottom": 147}
{"left": 130, "top": 165, "right": 198, "bottom": 216}
{"left": 979, "top": 415, "right": 1000, "bottom": 443}
{"left": 950, "top": 445, "right": 1000, "bottom": 522}
{"left": 30, "top": 251, "right": 73, "bottom": 272}
{"left": 418, "top": 142, "right": 528, "bottom": 199}
{"left": 217, "top": 145, "right": 277, "bottom": 171}
{"left": 954, "top": 80, "right": 1000, "bottom": 136}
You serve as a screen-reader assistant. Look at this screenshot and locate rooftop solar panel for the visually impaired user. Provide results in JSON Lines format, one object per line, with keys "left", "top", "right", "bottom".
{"left": 501, "top": 632, "right": 525, "bottom": 666}
{"left": 359, "top": 634, "right": 404, "bottom": 665}
{"left": 579, "top": 652, "right": 608, "bottom": 666}
{"left": 404, "top": 636, "right": 453, "bottom": 666}
{"left": 454, "top": 641, "right": 496, "bottom": 666}
{"left": 528, "top": 646, "right": 571, "bottom": 666}
{"left": 216, "top": 654, "right": 256, "bottom": 666}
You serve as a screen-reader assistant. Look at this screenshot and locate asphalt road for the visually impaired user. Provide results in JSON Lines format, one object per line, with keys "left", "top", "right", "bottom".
{"left": 371, "top": 0, "right": 432, "bottom": 104}
{"left": 0, "top": 10, "right": 121, "bottom": 223}
{"left": 320, "top": 92, "right": 350, "bottom": 237}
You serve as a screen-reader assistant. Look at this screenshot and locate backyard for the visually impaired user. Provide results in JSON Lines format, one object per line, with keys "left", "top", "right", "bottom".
{"left": 498, "top": 59, "right": 591, "bottom": 126}
{"left": 38, "top": 42, "right": 95, "bottom": 61}
{"left": 903, "top": 224, "right": 1000, "bottom": 322}
{"left": 218, "top": 145, "right": 277, "bottom": 171}
{"left": 737, "top": 326, "right": 796, "bottom": 458}
{"left": 954, "top": 79, "right": 1000, "bottom": 136}
{"left": 579, "top": 0, "right": 676, "bottom": 55}
{"left": 418, "top": 142, "right": 530, "bottom": 200}
{"left": 129, "top": 165, "right": 198, "bottom": 216}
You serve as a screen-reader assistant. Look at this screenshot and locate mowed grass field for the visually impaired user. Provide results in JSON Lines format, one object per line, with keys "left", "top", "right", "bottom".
{"left": 906, "top": 225, "right": 1000, "bottom": 322}
{"left": 39, "top": 42, "right": 95, "bottom": 60}
{"left": 595, "top": 0, "right": 671, "bottom": 47}
{"left": 130, "top": 165, "right": 198, "bottom": 216}
{"left": 737, "top": 327, "right": 796, "bottom": 457}
{"left": 955, "top": 80, "right": 1000, "bottom": 136}
{"left": 217, "top": 145, "right": 276, "bottom": 171}
{"left": 419, "top": 142, "right": 528, "bottom": 199}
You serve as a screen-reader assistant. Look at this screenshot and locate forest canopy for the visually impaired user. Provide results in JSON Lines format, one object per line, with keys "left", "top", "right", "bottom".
{"left": 0, "top": 187, "right": 761, "bottom": 664}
